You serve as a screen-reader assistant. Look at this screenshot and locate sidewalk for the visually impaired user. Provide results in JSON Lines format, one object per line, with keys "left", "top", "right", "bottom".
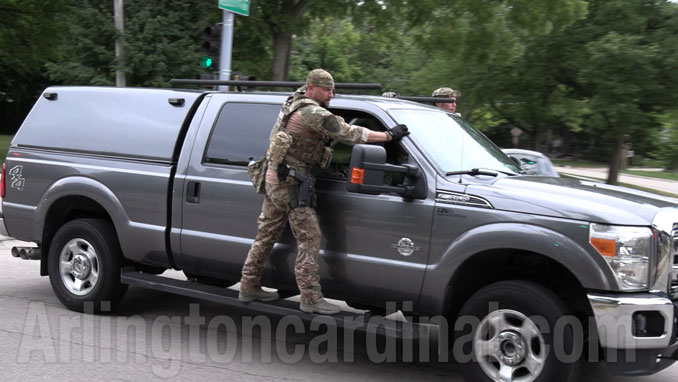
{"left": 555, "top": 166, "right": 678, "bottom": 197}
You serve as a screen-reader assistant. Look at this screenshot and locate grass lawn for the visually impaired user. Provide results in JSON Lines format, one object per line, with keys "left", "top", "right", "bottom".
{"left": 562, "top": 174, "right": 676, "bottom": 198}
{"left": 618, "top": 182, "right": 677, "bottom": 198}
{"left": 553, "top": 158, "right": 678, "bottom": 182}
{"left": 551, "top": 159, "right": 604, "bottom": 168}
{"left": 0, "top": 134, "right": 13, "bottom": 162}
{"left": 622, "top": 169, "right": 678, "bottom": 182}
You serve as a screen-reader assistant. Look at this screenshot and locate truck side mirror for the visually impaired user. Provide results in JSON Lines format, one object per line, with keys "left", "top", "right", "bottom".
{"left": 347, "top": 144, "right": 386, "bottom": 194}
{"left": 347, "top": 144, "right": 425, "bottom": 199}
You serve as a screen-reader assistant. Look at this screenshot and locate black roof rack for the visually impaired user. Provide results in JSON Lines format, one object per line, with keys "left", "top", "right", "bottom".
{"left": 392, "top": 96, "right": 456, "bottom": 103}
{"left": 170, "top": 79, "right": 381, "bottom": 90}
{"left": 169, "top": 79, "right": 454, "bottom": 104}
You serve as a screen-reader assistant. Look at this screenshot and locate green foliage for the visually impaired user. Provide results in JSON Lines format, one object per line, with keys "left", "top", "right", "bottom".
{"left": 44, "top": 0, "right": 215, "bottom": 87}
{"left": 0, "top": 134, "right": 13, "bottom": 161}
{"left": 231, "top": 5, "right": 274, "bottom": 80}
{"left": 562, "top": 0, "right": 678, "bottom": 178}
{"left": 236, "top": 0, "right": 362, "bottom": 80}
{"left": 123, "top": 1, "right": 214, "bottom": 87}
{"left": 0, "top": 0, "right": 67, "bottom": 133}
{"left": 657, "top": 111, "right": 678, "bottom": 170}
{"left": 45, "top": 1, "right": 117, "bottom": 85}
{"left": 623, "top": 169, "right": 678, "bottom": 181}
{"left": 2, "top": 0, "right": 678, "bottom": 184}
{"left": 455, "top": 0, "right": 678, "bottom": 182}
{"left": 0, "top": 0, "right": 65, "bottom": 80}
{"left": 288, "top": 13, "right": 422, "bottom": 93}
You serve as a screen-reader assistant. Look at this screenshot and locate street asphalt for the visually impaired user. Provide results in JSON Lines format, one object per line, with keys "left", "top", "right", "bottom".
{"left": 0, "top": 166, "right": 676, "bottom": 381}
{"left": 0, "top": 233, "right": 677, "bottom": 381}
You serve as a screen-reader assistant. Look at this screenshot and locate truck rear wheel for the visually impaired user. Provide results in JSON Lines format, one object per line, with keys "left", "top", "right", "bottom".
{"left": 48, "top": 218, "right": 128, "bottom": 312}
{"left": 454, "top": 280, "right": 580, "bottom": 382}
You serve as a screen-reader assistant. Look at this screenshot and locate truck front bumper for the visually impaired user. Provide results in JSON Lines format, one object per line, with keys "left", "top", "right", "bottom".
{"left": 588, "top": 292, "right": 678, "bottom": 375}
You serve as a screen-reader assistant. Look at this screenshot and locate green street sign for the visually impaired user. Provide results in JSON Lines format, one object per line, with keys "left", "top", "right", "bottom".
{"left": 218, "top": 0, "right": 250, "bottom": 16}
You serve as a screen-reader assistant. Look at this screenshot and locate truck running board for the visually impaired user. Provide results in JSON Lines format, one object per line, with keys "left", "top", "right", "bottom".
{"left": 121, "top": 271, "right": 430, "bottom": 339}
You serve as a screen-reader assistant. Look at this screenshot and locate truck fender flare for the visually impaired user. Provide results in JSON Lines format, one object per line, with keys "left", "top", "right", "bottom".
{"left": 421, "top": 222, "right": 617, "bottom": 306}
{"left": 34, "top": 176, "right": 130, "bottom": 243}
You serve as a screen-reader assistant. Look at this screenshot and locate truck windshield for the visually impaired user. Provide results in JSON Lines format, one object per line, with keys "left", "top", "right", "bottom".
{"left": 389, "top": 109, "right": 520, "bottom": 175}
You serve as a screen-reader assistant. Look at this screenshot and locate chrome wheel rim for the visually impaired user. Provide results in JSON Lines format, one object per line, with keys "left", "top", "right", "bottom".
{"left": 474, "top": 309, "right": 546, "bottom": 382}
{"left": 59, "top": 238, "right": 99, "bottom": 296}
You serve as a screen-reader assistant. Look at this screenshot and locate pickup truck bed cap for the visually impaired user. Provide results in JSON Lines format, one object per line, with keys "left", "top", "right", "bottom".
{"left": 13, "top": 87, "right": 203, "bottom": 162}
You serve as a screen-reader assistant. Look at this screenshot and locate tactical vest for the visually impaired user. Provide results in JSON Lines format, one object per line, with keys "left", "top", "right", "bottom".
{"left": 267, "top": 93, "right": 329, "bottom": 175}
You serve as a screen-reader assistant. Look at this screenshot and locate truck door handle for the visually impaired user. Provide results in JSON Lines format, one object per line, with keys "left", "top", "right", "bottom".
{"left": 186, "top": 181, "right": 201, "bottom": 204}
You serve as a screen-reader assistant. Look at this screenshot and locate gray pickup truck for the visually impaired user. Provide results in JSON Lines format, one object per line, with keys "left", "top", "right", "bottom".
{"left": 1, "top": 85, "right": 676, "bottom": 381}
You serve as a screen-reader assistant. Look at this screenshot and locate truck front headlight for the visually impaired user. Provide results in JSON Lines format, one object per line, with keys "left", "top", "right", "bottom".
{"left": 589, "top": 224, "right": 653, "bottom": 290}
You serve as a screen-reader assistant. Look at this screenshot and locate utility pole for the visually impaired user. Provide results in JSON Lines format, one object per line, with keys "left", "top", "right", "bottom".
{"left": 114, "top": 0, "right": 126, "bottom": 87}
{"left": 219, "top": 10, "right": 234, "bottom": 91}
{"left": 216, "top": 0, "right": 250, "bottom": 90}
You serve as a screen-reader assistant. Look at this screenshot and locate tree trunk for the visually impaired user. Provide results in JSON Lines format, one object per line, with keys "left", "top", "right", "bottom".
{"left": 265, "top": 0, "right": 308, "bottom": 81}
{"left": 606, "top": 134, "right": 624, "bottom": 185}
{"left": 530, "top": 125, "right": 541, "bottom": 151}
{"left": 271, "top": 32, "right": 292, "bottom": 81}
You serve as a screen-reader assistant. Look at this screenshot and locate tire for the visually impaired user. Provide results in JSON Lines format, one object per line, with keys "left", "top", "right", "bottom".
{"left": 453, "top": 280, "right": 580, "bottom": 382}
{"left": 48, "top": 218, "right": 128, "bottom": 313}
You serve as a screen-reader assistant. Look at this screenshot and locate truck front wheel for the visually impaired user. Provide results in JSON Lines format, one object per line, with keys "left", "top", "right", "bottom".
{"left": 454, "top": 280, "right": 580, "bottom": 382}
{"left": 48, "top": 218, "right": 128, "bottom": 312}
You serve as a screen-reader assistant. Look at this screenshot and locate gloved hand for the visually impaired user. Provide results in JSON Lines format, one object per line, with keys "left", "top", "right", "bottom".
{"left": 387, "top": 124, "right": 410, "bottom": 141}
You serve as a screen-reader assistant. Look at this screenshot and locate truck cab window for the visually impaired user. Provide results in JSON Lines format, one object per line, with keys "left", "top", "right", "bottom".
{"left": 204, "top": 102, "right": 280, "bottom": 166}
{"left": 322, "top": 109, "right": 407, "bottom": 185}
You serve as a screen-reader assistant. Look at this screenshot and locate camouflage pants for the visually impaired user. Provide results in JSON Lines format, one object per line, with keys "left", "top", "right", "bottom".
{"left": 240, "top": 182, "right": 323, "bottom": 305}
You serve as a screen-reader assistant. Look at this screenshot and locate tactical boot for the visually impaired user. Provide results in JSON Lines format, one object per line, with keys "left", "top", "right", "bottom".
{"left": 300, "top": 298, "right": 341, "bottom": 315}
{"left": 239, "top": 289, "right": 279, "bottom": 302}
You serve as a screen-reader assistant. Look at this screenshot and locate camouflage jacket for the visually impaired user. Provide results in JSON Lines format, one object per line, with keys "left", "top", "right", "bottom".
{"left": 266, "top": 87, "right": 371, "bottom": 182}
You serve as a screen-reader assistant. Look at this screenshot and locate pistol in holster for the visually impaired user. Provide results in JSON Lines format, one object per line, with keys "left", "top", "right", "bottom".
{"left": 282, "top": 165, "right": 317, "bottom": 209}
{"left": 296, "top": 173, "right": 317, "bottom": 208}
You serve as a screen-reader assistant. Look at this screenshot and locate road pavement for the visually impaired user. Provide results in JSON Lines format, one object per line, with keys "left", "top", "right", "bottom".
{"left": 1, "top": 234, "right": 677, "bottom": 381}
{"left": 555, "top": 166, "right": 678, "bottom": 197}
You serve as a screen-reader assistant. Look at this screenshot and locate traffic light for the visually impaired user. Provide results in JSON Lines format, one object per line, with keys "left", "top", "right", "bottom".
{"left": 201, "top": 24, "right": 221, "bottom": 70}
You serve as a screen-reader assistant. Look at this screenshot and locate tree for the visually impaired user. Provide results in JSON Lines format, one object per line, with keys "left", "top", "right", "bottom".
{"left": 237, "top": 0, "right": 411, "bottom": 81}
{"left": 288, "top": 8, "right": 422, "bottom": 91}
{"left": 44, "top": 1, "right": 117, "bottom": 85}
{"left": 122, "top": 0, "right": 215, "bottom": 87}
{"left": 239, "top": 0, "right": 363, "bottom": 81}
{"left": 656, "top": 111, "right": 678, "bottom": 171}
{"left": 260, "top": 0, "right": 308, "bottom": 81}
{"left": 45, "top": 0, "right": 214, "bottom": 87}
{"left": 426, "top": 0, "right": 678, "bottom": 185}
{"left": 0, "top": 0, "right": 66, "bottom": 133}
{"left": 548, "top": 0, "right": 678, "bottom": 184}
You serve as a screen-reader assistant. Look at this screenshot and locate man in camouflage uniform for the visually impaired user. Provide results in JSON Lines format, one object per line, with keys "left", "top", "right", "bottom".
{"left": 239, "top": 69, "right": 410, "bottom": 315}
{"left": 432, "top": 87, "right": 462, "bottom": 116}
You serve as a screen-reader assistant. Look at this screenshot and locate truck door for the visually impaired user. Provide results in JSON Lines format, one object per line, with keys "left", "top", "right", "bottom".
{"left": 178, "top": 98, "right": 434, "bottom": 308}
{"left": 177, "top": 97, "right": 282, "bottom": 284}
{"left": 274, "top": 108, "right": 435, "bottom": 307}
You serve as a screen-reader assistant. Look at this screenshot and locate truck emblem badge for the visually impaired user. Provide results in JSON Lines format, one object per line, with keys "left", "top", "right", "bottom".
{"left": 391, "top": 238, "right": 420, "bottom": 257}
{"left": 9, "top": 165, "right": 25, "bottom": 191}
